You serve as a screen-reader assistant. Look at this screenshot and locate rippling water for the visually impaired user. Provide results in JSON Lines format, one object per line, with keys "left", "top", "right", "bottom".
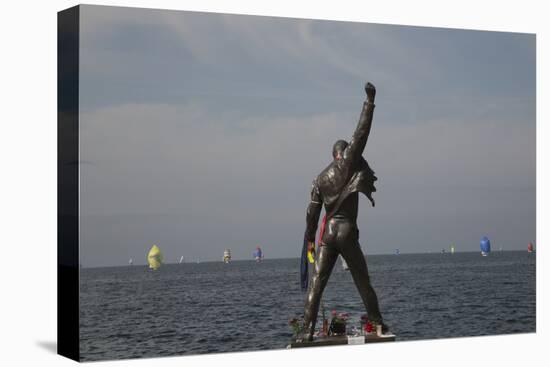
{"left": 80, "top": 251, "right": 536, "bottom": 361}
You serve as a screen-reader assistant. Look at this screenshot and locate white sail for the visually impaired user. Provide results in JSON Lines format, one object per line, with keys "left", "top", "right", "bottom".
{"left": 341, "top": 258, "right": 349, "bottom": 271}
{"left": 223, "top": 249, "right": 231, "bottom": 263}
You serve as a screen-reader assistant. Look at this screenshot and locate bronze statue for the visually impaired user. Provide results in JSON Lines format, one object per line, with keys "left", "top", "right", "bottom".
{"left": 300, "top": 82, "right": 386, "bottom": 341}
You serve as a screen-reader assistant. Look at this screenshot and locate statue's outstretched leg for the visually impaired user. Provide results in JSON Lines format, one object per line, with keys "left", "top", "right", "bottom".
{"left": 340, "top": 241, "right": 384, "bottom": 326}
{"left": 302, "top": 245, "right": 338, "bottom": 340}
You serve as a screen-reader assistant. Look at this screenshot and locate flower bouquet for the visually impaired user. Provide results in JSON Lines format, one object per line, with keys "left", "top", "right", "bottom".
{"left": 288, "top": 317, "right": 305, "bottom": 339}
{"left": 360, "top": 314, "right": 374, "bottom": 334}
{"left": 329, "top": 310, "right": 349, "bottom": 336}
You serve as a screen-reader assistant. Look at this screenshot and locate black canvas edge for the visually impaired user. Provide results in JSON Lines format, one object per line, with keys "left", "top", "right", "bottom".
{"left": 58, "top": 5, "right": 80, "bottom": 362}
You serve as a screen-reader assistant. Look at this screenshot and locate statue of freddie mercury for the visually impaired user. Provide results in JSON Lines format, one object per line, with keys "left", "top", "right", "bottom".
{"left": 301, "top": 81, "right": 386, "bottom": 341}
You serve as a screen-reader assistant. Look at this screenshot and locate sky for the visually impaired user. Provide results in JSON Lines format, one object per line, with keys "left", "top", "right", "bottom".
{"left": 78, "top": 5, "right": 536, "bottom": 267}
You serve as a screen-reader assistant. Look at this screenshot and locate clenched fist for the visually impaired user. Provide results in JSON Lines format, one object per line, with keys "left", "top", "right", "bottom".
{"left": 365, "top": 82, "right": 376, "bottom": 103}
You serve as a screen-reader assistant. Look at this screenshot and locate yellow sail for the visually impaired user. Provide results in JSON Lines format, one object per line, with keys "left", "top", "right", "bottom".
{"left": 147, "top": 244, "right": 163, "bottom": 270}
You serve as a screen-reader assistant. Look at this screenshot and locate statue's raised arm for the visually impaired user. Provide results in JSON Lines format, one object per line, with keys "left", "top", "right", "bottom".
{"left": 342, "top": 82, "right": 376, "bottom": 164}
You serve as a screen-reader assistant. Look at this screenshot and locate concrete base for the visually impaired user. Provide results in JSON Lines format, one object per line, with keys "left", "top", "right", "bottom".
{"left": 288, "top": 333, "right": 396, "bottom": 349}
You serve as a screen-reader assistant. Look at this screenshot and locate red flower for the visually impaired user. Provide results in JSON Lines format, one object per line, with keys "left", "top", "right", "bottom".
{"left": 365, "top": 321, "right": 373, "bottom": 333}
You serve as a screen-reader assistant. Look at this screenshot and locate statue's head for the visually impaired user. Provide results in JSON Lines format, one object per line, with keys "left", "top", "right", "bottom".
{"left": 332, "top": 139, "right": 348, "bottom": 160}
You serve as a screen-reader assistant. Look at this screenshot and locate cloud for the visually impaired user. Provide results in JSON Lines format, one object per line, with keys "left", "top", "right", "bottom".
{"left": 79, "top": 98, "right": 534, "bottom": 262}
{"left": 79, "top": 6, "right": 489, "bottom": 110}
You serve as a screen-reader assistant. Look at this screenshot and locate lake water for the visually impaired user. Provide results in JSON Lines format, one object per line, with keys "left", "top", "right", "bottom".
{"left": 79, "top": 251, "right": 536, "bottom": 361}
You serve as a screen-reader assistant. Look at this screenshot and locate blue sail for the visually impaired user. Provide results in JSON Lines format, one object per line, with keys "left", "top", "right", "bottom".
{"left": 480, "top": 236, "right": 491, "bottom": 254}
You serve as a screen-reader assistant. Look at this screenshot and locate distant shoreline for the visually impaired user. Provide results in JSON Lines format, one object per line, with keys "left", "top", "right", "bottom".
{"left": 79, "top": 250, "right": 535, "bottom": 269}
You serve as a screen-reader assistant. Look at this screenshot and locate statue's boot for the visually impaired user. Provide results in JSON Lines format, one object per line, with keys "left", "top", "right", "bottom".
{"left": 371, "top": 320, "right": 390, "bottom": 335}
{"left": 295, "top": 329, "right": 314, "bottom": 342}
{"left": 296, "top": 318, "right": 315, "bottom": 342}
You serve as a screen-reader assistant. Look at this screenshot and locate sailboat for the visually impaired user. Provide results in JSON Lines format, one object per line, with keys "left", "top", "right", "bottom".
{"left": 450, "top": 243, "right": 455, "bottom": 254}
{"left": 341, "top": 257, "right": 349, "bottom": 271}
{"left": 253, "top": 246, "right": 263, "bottom": 262}
{"left": 527, "top": 242, "right": 534, "bottom": 253}
{"left": 395, "top": 249, "right": 400, "bottom": 255}
{"left": 147, "top": 244, "right": 163, "bottom": 270}
{"left": 480, "top": 236, "right": 491, "bottom": 256}
{"left": 129, "top": 258, "right": 133, "bottom": 265}
{"left": 179, "top": 256, "right": 185, "bottom": 264}
{"left": 223, "top": 249, "right": 232, "bottom": 263}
